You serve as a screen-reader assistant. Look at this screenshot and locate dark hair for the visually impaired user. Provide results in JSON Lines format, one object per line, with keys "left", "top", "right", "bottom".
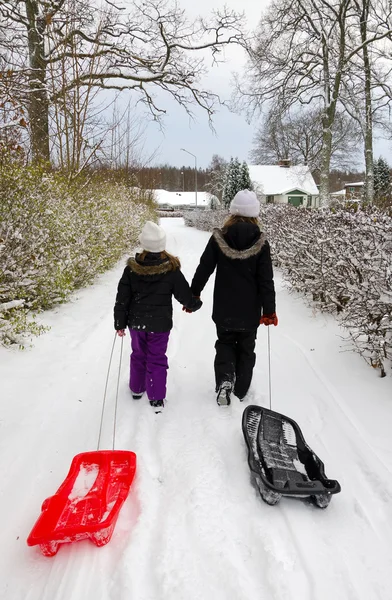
{"left": 221, "top": 214, "right": 260, "bottom": 233}
{"left": 138, "top": 250, "right": 181, "bottom": 270}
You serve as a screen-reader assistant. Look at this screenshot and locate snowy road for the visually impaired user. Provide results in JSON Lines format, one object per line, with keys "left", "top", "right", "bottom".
{"left": 1, "top": 218, "right": 392, "bottom": 600}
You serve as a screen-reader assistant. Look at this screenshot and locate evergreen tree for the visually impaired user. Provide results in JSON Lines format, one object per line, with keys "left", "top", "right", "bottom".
{"left": 239, "top": 161, "right": 253, "bottom": 191}
{"left": 222, "top": 157, "right": 242, "bottom": 207}
{"left": 373, "top": 157, "right": 391, "bottom": 203}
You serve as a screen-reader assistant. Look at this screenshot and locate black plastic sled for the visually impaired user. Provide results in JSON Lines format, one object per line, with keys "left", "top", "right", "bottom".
{"left": 242, "top": 405, "right": 341, "bottom": 508}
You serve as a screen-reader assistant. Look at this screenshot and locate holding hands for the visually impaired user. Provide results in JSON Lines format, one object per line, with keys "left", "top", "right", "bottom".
{"left": 182, "top": 296, "right": 201, "bottom": 314}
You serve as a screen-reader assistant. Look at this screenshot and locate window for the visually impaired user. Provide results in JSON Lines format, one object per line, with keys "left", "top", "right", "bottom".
{"left": 266, "top": 195, "right": 274, "bottom": 204}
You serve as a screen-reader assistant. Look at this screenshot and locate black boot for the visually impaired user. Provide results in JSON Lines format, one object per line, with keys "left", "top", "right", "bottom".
{"left": 150, "top": 399, "right": 165, "bottom": 413}
{"left": 216, "top": 382, "right": 232, "bottom": 406}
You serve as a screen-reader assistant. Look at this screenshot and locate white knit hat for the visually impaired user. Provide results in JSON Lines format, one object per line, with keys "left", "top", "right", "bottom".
{"left": 229, "top": 189, "right": 260, "bottom": 218}
{"left": 139, "top": 221, "right": 166, "bottom": 253}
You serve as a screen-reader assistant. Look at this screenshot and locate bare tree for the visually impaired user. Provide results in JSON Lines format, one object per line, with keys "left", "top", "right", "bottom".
{"left": 205, "top": 154, "right": 228, "bottom": 201}
{"left": 250, "top": 106, "right": 361, "bottom": 171}
{"left": 340, "top": 0, "right": 392, "bottom": 203}
{"left": 46, "top": 9, "right": 114, "bottom": 172}
{"left": 236, "top": 0, "right": 392, "bottom": 205}
{"left": 0, "top": 0, "right": 246, "bottom": 165}
{"left": 0, "top": 59, "right": 28, "bottom": 165}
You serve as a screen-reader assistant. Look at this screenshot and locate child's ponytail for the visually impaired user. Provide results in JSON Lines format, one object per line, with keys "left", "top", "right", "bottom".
{"left": 161, "top": 251, "right": 181, "bottom": 270}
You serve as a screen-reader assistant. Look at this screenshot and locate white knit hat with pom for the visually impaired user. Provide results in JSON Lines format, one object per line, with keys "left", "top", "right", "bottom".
{"left": 139, "top": 221, "right": 166, "bottom": 253}
{"left": 229, "top": 189, "right": 260, "bottom": 218}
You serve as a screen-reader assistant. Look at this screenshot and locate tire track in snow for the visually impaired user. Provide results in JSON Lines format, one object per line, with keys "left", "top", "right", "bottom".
{"left": 278, "top": 331, "right": 392, "bottom": 477}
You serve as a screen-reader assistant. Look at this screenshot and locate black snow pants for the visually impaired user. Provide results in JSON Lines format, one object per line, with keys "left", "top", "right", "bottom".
{"left": 214, "top": 327, "right": 257, "bottom": 399}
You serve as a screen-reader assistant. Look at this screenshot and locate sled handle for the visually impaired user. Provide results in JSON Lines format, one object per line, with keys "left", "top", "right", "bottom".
{"left": 267, "top": 327, "right": 272, "bottom": 411}
{"left": 286, "top": 481, "right": 327, "bottom": 494}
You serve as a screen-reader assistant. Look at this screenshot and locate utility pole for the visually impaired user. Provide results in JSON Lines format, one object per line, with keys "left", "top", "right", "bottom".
{"left": 181, "top": 148, "right": 198, "bottom": 206}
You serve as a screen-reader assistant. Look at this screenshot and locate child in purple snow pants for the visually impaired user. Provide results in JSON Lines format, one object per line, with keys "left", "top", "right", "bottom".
{"left": 129, "top": 330, "right": 170, "bottom": 401}
{"left": 114, "top": 221, "right": 202, "bottom": 410}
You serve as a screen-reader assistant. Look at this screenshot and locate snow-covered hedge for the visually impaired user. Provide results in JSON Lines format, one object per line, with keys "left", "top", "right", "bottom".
{"left": 0, "top": 166, "right": 156, "bottom": 345}
{"left": 158, "top": 210, "right": 184, "bottom": 218}
{"left": 184, "top": 207, "right": 392, "bottom": 377}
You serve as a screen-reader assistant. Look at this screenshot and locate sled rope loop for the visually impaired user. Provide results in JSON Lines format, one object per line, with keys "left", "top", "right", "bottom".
{"left": 97, "top": 332, "right": 123, "bottom": 451}
{"left": 268, "top": 327, "right": 272, "bottom": 411}
{"left": 113, "top": 335, "right": 123, "bottom": 450}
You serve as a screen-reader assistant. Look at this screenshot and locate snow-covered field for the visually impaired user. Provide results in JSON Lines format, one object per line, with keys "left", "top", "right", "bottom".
{"left": 1, "top": 218, "right": 392, "bottom": 600}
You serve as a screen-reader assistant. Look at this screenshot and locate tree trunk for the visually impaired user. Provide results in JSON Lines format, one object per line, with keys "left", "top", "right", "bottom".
{"left": 26, "top": 1, "right": 50, "bottom": 164}
{"left": 360, "top": 0, "right": 374, "bottom": 204}
{"left": 319, "top": 113, "right": 333, "bottom": 207}
{"left": 319, "top": 3, "right": 347, "bottom": 208}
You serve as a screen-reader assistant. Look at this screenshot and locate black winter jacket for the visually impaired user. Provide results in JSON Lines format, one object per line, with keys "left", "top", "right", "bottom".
{"left": 191, "top": 222, "right": 275, "bottom": 331}
{"left": 114, "top": 253, "right": 202, "bottom": 333}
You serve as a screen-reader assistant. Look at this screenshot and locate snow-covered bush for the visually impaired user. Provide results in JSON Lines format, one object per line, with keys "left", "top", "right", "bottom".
{"left": 208, "top": 194, "right": 221, "bottom": 210}
{"left": 0, "top": 166, "right": 156, "bottom": 345}
{"left": 184, "top": 209, "right": 227, "bottom": 230}
{"left": 158, "top": 210, "right": 184, "bottom": 218}
{"left": 185, "top": 205, "right": 392, "bottom": 377}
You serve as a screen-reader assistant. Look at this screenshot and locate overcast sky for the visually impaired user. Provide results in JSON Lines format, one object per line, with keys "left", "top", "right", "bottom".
{"left": 130, "top": 0, "right": 267, "bottom": 169}
{"left": 134, "top": 0, "right": 391, "bottom": 170}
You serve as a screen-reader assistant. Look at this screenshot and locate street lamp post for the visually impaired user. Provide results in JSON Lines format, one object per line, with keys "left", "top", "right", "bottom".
{"left": 180, "top": 148, "right": 197, "bottom": 207}
{"left": 180, "top": 171, "right": 185, "bottom": 192}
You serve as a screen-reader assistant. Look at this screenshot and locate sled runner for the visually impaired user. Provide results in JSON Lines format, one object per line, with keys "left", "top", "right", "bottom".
{"left": 242, "top": 405, "right": 341, "bottom": 508}
{"left": 27, "top": 450, "right": 136, "bottom": 556}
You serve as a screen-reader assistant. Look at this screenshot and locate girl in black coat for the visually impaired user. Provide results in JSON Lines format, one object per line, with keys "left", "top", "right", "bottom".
{"left": 190, "top": 190, "right": 277, "bottom": 406}
{"left": 114, "top": 221, "right": 201, "bottom": 411}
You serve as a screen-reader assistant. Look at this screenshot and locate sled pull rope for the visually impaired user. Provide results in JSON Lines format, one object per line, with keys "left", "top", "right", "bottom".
{"left": 97, "top": 332, "right": 123, "bottom": 451}
{"left": 267, "top": 327, "right": 272, "bottom": 411}
{"left": 112, "top": 335, "right": 123, "bottom": 451}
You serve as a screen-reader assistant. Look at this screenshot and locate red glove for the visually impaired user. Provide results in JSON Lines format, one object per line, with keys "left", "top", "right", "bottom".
{"left": 260, "top": 313, "right": 278, "bottom": 326}
{"left": 116, "top": 329, "right": 126, "bottom": 337}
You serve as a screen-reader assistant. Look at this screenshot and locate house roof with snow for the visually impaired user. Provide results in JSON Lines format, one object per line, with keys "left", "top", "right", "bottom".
{"left": 154, "top": 189, "right": 211, "bottom": 207}
{"left": 248, "top": 165, "right": 319, "bottom": 196}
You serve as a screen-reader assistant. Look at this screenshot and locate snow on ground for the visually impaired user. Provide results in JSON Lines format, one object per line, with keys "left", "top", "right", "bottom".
{"left": 154, "top": 189, "right": 211, "bottom": 207}
{"left": 1, "top": 218, "right": 392, "bottom": 600}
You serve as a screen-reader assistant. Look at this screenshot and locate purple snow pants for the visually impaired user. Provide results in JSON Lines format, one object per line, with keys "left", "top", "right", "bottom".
{"left": 129, "top": 329, "right": 170, "bottom": 401}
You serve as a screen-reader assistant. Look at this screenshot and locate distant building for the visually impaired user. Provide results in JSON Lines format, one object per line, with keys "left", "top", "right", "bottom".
{"left": 330, "top": 188, "right": 347, "bottom": 200}
{"left": 344, "top": 182, "right": 364, "bottom": 200}
{"left": 154, "top": 190, "right": 211, "bottom": 209}
{"left": 249, "top": 160, "right": 320, "bottom": 208}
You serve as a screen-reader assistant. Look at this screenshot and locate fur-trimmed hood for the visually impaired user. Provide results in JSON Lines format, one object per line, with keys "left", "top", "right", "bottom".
{"left": 127, "top": 255, "right": 175, "bottom": 276}
{"left": 212, "top": 227, "right": 266, "bottom": 260}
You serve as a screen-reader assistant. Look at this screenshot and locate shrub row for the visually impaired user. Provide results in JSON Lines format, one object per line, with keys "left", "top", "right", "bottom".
{"left": 0, "top": 166, "right": 156, "bottom": 345}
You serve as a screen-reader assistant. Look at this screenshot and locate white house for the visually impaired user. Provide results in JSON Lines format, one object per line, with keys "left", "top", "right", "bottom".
{"left": 249, "top": 161, "right": 320, "bottom": 208}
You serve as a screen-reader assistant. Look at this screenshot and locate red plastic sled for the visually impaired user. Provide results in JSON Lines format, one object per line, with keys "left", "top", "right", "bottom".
{"left": 27, "top": 450, "right": 137, "bottom": 556}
